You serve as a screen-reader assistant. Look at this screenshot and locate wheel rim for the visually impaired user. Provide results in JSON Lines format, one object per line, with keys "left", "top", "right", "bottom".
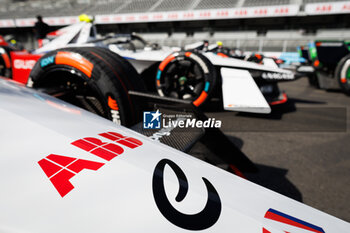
{"left": 158, "top": 57, "right": 205, "bottom": 100}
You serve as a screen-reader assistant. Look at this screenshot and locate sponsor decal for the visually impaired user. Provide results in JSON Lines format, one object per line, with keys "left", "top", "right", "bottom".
{"left": 152, "top": 159, "right": 221, "bottom": 230}
{"left": 262, "top": 72, "right": 294, "bottom": 80}
{"left": 13, "top": 59, "right": 36, "bottom": 70}
{"left": 38, "top": 154, "right": 104, "bottom": 197}
{"left": 305, "top": 1, "right": 350, "bottom": 15}
{"left": 263, "top": 208, "right": 325, "bottom": 233}
{"left": 38, "top": 131, "right": 142, "bottom": 197}
{"left": 11, "top": 53, "right": 42, "bottom": 84}
{"left": 40, "top": 55, "right": 55, "bottom": 67}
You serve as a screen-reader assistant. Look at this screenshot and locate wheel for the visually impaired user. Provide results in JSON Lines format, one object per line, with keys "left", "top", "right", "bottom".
{"left": 336, "top": 54, "right": 350, "bottom": 95}
{"left": 246, "top": 53, "right": 264, "bottom": 64}
{"left": 0, "top": 46, "right": 13, "bottom": 78}
{"left": 155, "top": 51, "right": 217, "bottom": 107}
{"left": 28, "top": 47, "right": 145, "bottom": 126}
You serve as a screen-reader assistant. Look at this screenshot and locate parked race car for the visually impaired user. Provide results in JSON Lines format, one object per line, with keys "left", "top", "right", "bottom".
{"left": 0, "top": 35, "right": 21, "bottom": 78}
{"left": 2, "top": 18, "right": 297, "bottom": 128}
{"left": 298, "top": 40, "right": 350, "bottom": 95}
{"left": 1, "top": 77, "right": 349, "bottom": 232}
{"left": 109, "top": 34, "right": 295, "bottom": 110}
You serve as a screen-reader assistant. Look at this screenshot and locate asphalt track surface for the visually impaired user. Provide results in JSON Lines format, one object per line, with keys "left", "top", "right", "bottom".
{"left": 189, "top": 77, "right": 350, "bottom": 222}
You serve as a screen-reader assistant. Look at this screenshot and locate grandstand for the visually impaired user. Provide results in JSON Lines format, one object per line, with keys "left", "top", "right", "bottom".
{"left": 0, "top": 0, "right": 349, "bottom": 52}
{"left": 0, "top": 0, "right": 349, "bottom": 19}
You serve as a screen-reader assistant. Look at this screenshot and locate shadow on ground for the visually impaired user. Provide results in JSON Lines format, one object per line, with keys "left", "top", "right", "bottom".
{"left": 245, "top": 164, "right": 303, "bottom": 202}
{"left": 189, "top": 135, "right": 303, "bottom": 202}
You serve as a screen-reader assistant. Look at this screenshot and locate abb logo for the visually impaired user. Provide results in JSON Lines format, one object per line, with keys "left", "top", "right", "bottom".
{"left": 235, "top": 10, "right": 247, "bottom": 16}
{"left": 254, "top": 9, "right": 268, "bottom": 15}
{"left": 274, "top": 7, "right": 289, "bottom": 14}
{"left": 13, "top": 59, "right": 37, "bottom": 70}
{"left": 216, "top": 10, "right": 229, "bottom": 17}
{"left": 183, "top": 12, "right": 194, "bottom": 18}
{"left": 167, "top": 13, "right": 178, "bottom": 19}
{"left": 153, "top": 14, "right": 163, "bottom": 20}
{"left": 38, "top": 131, "right": 142, "bottom": 197}
{"left": 316, "top": 5, "right": 332, "bottom": 12}
{"left": 139, "top": 15, "right": 149, "bottom": 20}
{"left": 199, "top": 12, "right": 211, "bottom": 18}
{"left": 342, "top": 4, "right": 350, "bottom": 10}
{"left": 125, "top": 16, "right": 136, "bottom": 21}
{"left": 113, "top": 16, "right": 122, "bottom": 21}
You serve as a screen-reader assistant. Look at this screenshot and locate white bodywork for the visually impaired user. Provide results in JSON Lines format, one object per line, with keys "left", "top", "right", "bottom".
{"left": 1, "top": 78, "right": 349, "bottom": 232}
{"left": 221, "top": 68, "right": 270, "bottom": 113}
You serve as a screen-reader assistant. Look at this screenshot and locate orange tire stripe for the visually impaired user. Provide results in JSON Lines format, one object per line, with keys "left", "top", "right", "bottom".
{"left": 56, "top": 51, "right": 93, "bottom": 78}
{"left": 158, "top": 54, "right": 175, "bottom": 71}
{"left": 193, "top": 91, "right": 208, "bottom": 107}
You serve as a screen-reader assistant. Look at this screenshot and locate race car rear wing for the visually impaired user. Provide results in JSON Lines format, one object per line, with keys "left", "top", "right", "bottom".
{"left": 129, "top": 90, "right": 257, "bottom": 173}
{"left": 315, "top": 40, "right": 350, "bottom": 70}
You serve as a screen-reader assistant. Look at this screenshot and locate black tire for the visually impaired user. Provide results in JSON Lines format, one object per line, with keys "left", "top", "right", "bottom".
{"left": 335, "top": 54, "right": 350, "bottom": 95}
{"left": 28, "top": 47, "right": 145, "bottom": 126}
{"left": 0, "top": 45, "right": 13, "bottom": 78}
{"left": 155, "top": 51, "right": 217, "bottom": 107}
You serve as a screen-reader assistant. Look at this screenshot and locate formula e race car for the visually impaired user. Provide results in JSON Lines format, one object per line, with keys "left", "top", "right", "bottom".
{"left": 0, "top": 77, "right": 349, "bottom": 232}
{"left": 106, "top": 33, "right": 295, "bottom": 110}
{"left": 298, "top": 40, "right": 350, "bottom": 95}
{"left": 0, "top": 35, "right": 22, "bottom": 78}
{"left": 2, "top": 19, "right": 296, "bottom": 127}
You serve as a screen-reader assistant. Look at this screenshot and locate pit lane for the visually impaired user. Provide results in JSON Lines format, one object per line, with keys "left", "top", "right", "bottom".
{"left": 189, "top": 77, "right": 350, "bottom": 222}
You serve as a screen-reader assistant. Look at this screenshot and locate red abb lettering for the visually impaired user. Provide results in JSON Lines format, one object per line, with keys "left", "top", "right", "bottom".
{"left": 38, "top": 154, "right": 104, "bottom": 197}
{"left": 71, "top": 137, "right": 124, "bottom": 161}
{"left": 99, "top": 132, "right": 143, "bottom": 149}
{"left": 39, "top": 132, "right": 143, "bottom": 197}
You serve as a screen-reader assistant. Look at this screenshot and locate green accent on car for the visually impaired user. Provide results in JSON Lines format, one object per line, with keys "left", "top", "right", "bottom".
{"left": 179, "top": 76, "right": 187, "bottom": 85}
{"left": 309, "top": 47, "right": 317, "bottom": 61}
